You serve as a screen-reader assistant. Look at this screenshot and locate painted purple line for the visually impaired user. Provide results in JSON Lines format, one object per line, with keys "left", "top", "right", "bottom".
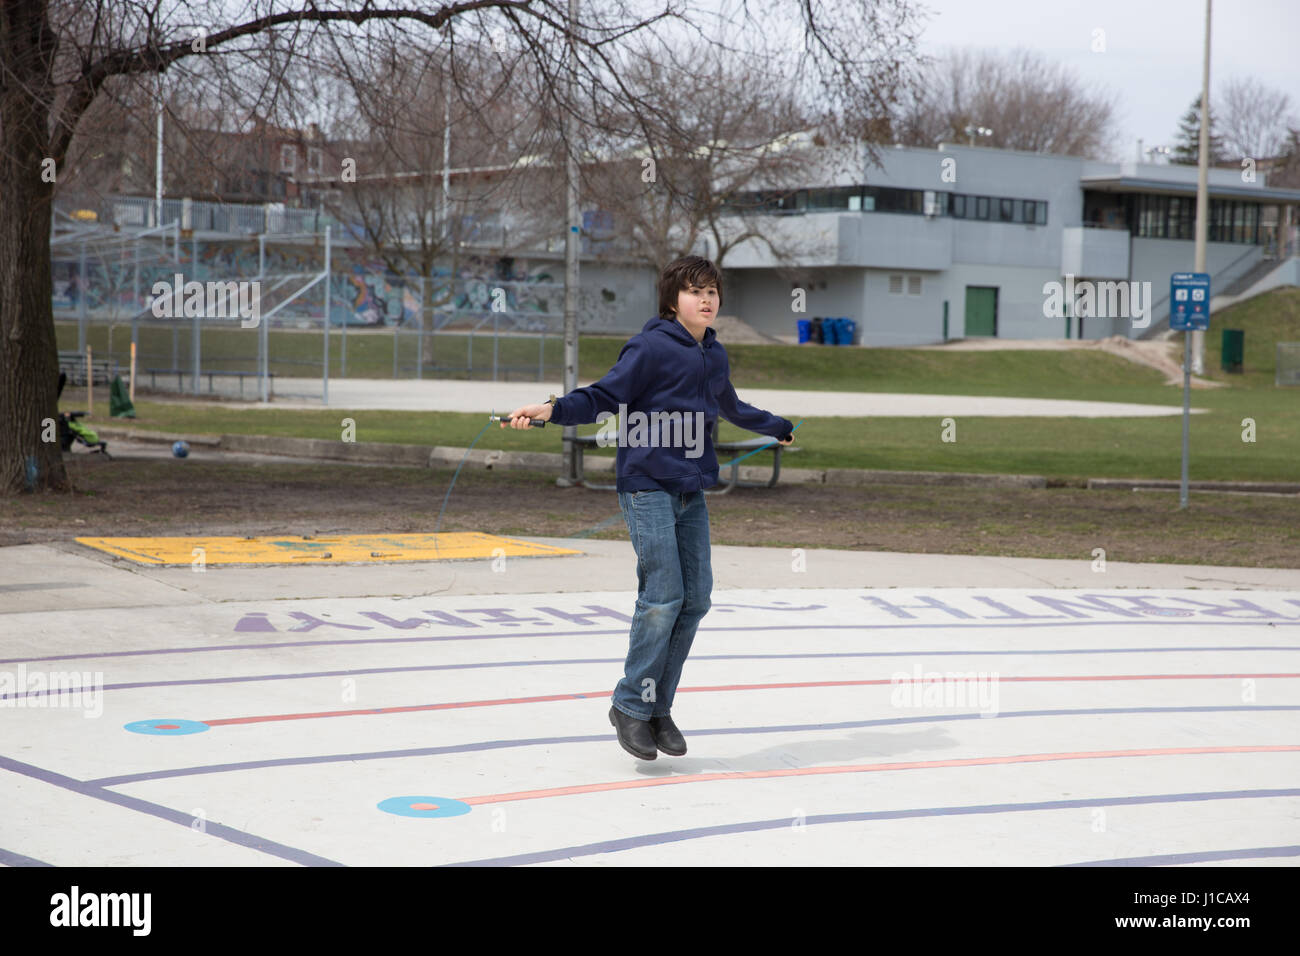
{"left": 0, "top": 847, "right": 53, "bottom": 867}
{"left": 84, "top": 704, "right": 1300, "bottom": 788}
{"left": 440, "top": 788, "right": 1300, "bottom": 867}
{"left": 9, "top": 645, "right": 1296, "bottom": 702}
{"left": 1065, "top": 844, "right": 1300, "bottom": 867}
{"left": 4, "top": 619, "right": 1299, "bottom": 666}
{"left": 0, "top": 753, "right": 343, "bottom": 867}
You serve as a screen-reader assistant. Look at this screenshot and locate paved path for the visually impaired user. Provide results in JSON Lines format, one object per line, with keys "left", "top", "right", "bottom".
{"left": 167, "top": 377, "right": 1204, "bottom": 417}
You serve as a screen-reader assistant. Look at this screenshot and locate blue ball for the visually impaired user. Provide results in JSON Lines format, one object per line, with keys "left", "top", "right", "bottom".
{"left": 172, "top": 440, "right": 190, "bottom": 458}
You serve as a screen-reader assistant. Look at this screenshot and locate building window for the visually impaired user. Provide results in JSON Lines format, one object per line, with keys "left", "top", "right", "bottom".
{"left": 280, "top": 145, "right": 296, "bottom": 173}
{"left": 889, "top": 274, "right": 903, "bottom": 294}
{"left": 863, "top": 186, "right": 925, "bottom": 214}
{"left": 807, "top": 186, "right": 859, "bottom": 211}
{"left": 948, "top": 192, "right": 1047, "bottom": 224}
{"left": 907, "top": 275, "right": 921, "bottom": 295}
{"left": 1166, "top": 196, "right": 1192, "bottom": 239}
{"left": 307, "top": 148, "right": 322, "bottom": 175}
{"left": 1134, "top": 193, "right": 1262, "bottom": 245}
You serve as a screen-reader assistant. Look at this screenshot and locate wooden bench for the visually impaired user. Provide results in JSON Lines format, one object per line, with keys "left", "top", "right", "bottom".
{"left": 144, "top": 368, "right": 274, "bottom": 397}
{"left": 58, "top": 352, "right": 118, "bottom": 386}
{"left": 569, "top": 423, "right": 796, "bottom": 494}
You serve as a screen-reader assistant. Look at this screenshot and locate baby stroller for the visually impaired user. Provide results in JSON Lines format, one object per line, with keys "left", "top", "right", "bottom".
{"left": 56, "top": 371, "right": 112, "bottom": 459}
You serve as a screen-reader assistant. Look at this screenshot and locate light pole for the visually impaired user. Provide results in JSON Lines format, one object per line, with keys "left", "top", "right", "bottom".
{"left": 1191, "top": 0, "right": 1212, "bottom": 376}
{"left": 964, "top": 125, "right": 993, "bottom": 147}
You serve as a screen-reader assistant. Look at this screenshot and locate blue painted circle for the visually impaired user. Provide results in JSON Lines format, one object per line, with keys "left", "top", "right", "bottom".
{"left": 378, "top": 796, "right": 472, "bottom": 818}
{"left": 125, "top": 718, "right": 210, "bottom": 735}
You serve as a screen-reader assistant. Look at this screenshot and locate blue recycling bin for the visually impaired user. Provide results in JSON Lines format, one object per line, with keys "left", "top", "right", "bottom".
{"left": 797, "top": 319, "right": 810, "bottom": 343}
{"left": 840, "top": 318, "right": 856, "bottom": 345}
{"left": 824, "top": 317, "right": 841, "bottom": 345}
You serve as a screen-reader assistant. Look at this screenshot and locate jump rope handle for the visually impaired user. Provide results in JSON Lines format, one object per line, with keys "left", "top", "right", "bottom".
{"left": 490, "top": 413, "right": 546, "bottom": 428}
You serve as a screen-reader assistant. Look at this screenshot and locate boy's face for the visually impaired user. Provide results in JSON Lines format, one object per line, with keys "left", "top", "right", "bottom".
{"left": 672, "top": 280, "right": 718, "bottom": 340}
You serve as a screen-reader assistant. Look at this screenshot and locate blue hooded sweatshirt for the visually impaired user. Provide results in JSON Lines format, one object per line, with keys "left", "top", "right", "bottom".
{"left": 549, "top": 316, "right": 794, "bottom": 494}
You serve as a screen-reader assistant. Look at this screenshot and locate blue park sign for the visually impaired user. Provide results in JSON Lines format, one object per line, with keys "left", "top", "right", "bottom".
{"left": 1169, "top": 272, "right": 1211, "bottom": 331}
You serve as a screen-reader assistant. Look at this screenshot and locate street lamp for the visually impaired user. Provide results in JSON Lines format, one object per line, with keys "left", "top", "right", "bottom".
{"left": 964, "top": 125, "right": 993, "bottom": 146}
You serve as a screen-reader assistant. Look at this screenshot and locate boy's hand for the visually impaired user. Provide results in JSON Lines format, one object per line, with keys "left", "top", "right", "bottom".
{"left": 500, "top": 403, "right": 552, "bottom": 428}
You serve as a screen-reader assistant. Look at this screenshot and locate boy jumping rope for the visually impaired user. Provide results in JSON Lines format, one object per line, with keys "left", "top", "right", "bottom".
{"left": 501, "top": 255, "right": 794, "bottom": 760}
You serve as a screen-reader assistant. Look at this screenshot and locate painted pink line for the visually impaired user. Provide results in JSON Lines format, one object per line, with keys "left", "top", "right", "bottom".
{"left": 200, "top": 673, "right": 1300, "bottom": 727}
{"left": 459, "top": 745, "right": 1300, "bottom": 806}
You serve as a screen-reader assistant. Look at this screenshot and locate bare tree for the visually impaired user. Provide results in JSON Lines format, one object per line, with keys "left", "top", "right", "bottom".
{"left": 891, "top": 47, "right": 1119, "bottom": 158}
{"left": 306, "top": 34, "right": 553, "bottom": 365}
{"left": 2, "top": 0, "right": 925, "bottom": 494}
{"left": 572, "top": 35, "right": 829, "bottom": 271}
{"left": 1218, "top": 75, "right": 1297, "bottom": 161}
{"left": 1261, "top": 127, "right": 1300, "bottom": 190}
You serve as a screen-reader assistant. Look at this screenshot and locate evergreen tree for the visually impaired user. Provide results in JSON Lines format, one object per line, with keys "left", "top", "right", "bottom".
{"left": 1171, "top": 95, "right": 1227, "bottom": 165}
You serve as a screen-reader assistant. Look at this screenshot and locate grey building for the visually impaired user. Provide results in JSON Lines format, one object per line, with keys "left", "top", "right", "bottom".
{"left": 713, "top": 142, "right": 1300, "bottom": 345}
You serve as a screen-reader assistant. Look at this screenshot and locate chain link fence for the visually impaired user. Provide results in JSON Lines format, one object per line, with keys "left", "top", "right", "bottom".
{"left": 52, "top": 221, "right": 631, "bottom": 400}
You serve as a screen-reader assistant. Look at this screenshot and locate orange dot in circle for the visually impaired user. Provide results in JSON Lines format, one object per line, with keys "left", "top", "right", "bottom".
{"left": 156, "top": 724, "right": 180, "bottom": 730}
{"left": 409, "top": 802, "right": 439, "bottom": 811}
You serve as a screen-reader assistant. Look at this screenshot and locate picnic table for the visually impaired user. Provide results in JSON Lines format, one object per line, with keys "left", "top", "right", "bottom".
{"left": 568, "top": 421, "right": 796, "bottom": 494}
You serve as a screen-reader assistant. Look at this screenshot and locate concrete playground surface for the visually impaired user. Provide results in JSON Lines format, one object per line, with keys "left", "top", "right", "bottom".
{"left": 1, "top": 535, "right": 1297, "bottom": 867}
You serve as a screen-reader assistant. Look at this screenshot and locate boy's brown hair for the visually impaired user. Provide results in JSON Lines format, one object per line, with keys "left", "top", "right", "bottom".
{"left": 657, "top": 255, "right": 723, "bottom": 321}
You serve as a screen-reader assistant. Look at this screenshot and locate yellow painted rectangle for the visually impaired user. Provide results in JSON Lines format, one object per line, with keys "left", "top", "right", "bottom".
{"left": 75, "top": 533, "right": 580, "bottom": 566}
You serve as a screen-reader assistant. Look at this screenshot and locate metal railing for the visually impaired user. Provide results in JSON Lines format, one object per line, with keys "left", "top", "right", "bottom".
{"left": 70, "top": 196, "right": 332, "bottom": 235}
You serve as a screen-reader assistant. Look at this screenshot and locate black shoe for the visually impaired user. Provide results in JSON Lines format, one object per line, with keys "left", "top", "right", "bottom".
{"left": 648, "top": 714, "right": 687, "bottom": 756}
{"left": 609, "top": 706, "right": 657, "bottom": 760}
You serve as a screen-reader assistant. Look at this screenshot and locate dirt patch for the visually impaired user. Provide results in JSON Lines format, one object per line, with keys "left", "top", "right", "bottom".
{"left": 917, "top": 334, "right": 1223, "bottom": 388}
{"left": 4, "top": 455, "right": 1297, "bottom": 569}
{"left": 1089, "top": 335, "right": 1224, "bottom": 388}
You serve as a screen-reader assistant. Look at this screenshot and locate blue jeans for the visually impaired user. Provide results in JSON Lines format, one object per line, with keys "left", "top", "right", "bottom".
{"left": 612, "top": 489, "right": 713, "bottom": 720}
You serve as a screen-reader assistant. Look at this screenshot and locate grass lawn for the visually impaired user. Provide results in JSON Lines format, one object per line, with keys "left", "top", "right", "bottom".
{"left": 59, "top": 289, "right": 1300, "bottom": 483}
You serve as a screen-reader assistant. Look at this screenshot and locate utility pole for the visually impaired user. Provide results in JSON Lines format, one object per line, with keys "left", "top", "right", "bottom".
{"left": 1191, "top": 0, "right": 1212, "bottom": 374}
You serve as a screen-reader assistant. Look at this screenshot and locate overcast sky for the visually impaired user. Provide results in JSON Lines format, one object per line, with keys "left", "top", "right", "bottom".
{"left": 914, "top": 0, "right": 1300, "bottom": 161}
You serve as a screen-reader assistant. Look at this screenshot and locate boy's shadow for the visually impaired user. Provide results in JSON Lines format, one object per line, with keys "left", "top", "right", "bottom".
{"left": 631, "top": 723, "right": 961, "bottom": 777}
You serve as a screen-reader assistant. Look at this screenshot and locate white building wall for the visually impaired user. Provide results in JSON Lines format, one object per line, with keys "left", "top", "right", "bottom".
{"left": 724, "top": 267, "right": 866, "bottom": 342}
{"left": 934, "top": 264, "right": 1067, "bottom": 340}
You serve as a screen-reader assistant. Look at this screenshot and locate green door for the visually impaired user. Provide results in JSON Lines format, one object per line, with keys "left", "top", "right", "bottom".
{"left": 964, "top": 286, "right": 998, "bottom": 337}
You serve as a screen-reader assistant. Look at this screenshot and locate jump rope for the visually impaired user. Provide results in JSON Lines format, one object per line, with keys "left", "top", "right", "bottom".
{"left": 431, "top": 411, "right": 805, "bottom": 547}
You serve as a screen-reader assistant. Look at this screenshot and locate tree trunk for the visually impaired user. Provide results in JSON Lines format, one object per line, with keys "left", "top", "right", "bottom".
{"left": 0, "top": 0, "right": 70, "bottom": 494}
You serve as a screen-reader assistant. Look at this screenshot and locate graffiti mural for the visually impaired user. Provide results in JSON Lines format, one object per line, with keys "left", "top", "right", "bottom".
{"left": 50, "top": 237, "right": 595, "bottom": 330}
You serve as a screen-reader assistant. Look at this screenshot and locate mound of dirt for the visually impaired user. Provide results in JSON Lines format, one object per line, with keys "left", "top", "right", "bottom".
{"left": 1086, "top": 335, "right": 1224, "bottom": 388}
{"left": 918, "top": 334, "right": 1223, "bottom": 388}
{"left": 711, "top": 313, "right": 786, "bottom": 345}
